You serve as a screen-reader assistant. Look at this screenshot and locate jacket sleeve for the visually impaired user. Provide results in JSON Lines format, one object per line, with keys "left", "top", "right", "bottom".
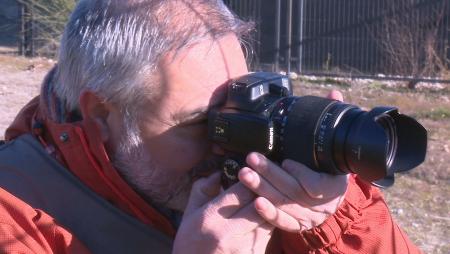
{"left": 276, "top": 175, "right": 422, "bottom": 254}
{"left": 0, "top": 187, "right": 90, "bottom": 254}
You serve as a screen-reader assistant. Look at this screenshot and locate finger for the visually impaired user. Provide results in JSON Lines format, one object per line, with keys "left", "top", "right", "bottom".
{"left": 254, "top": 197, "right": 303, "bottom": 233}
{"left": 245, "top": 152, "right": 299, "bottom": 197}
{"left": 243, "top": 154, "right": 323, "bottom": 206}
{"left": 239, "top": 166, "right": 342, "bottom": 227}
{"left": 226, "top": 200, "right": 274, "bottom": 235}
{"left": 239, "top": 166, "right": 296, "bottom": 205}
{"left": 327, "top": 90, "right": 344, "bottom": 102}
{"left": 184, "top": 172, "right": 221, "bottom": 216}
{"left": 206, "top": 182, "right": 256, "bottom": 218}
{"left": 282, "top": 159, "right": 348, "bottom": 200}
{"left": 239, "top": 165, "right": 328, "bottom": 210}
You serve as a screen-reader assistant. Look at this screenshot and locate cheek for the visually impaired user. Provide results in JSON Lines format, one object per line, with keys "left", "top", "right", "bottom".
{"left": 143, "top": 128, "right": 211, "bottom": 172}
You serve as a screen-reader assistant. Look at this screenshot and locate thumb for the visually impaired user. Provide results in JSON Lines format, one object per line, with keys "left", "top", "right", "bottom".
{"left": 184, "top": 172, "right": 221, "bottom": 216}
{"left": 327, "top": 90, "right": 344, "bottom": 102}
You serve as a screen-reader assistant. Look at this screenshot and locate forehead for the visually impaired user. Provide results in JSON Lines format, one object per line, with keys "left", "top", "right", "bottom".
{"left": 159, "top": 34, "right": 248, "bottom": 111}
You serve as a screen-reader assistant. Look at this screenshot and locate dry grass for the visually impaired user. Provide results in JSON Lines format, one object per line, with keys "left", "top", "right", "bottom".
{"left": 0, "top": 53, "right": 448, "bottom": 253}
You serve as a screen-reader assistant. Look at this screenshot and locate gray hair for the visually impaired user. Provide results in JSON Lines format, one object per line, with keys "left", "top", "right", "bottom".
{"left": 53, "top": 0, "right": 251, "bottom": 148}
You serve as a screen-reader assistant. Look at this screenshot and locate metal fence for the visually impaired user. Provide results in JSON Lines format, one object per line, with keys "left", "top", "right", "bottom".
{"left": 224, "top": 0, "right": 450, "bottom": 82}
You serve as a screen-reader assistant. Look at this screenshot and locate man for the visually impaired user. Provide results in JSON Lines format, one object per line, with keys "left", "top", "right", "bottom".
{"left": 0, "top": 0, "right": 420, "bottom": 253}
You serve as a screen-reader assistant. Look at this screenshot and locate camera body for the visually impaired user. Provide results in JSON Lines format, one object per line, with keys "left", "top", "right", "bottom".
{"left": 208, "top": 72, "right": 290, "bottom": 157}
{"left": 208, "top": 72, "right": 427, "bottom": 187}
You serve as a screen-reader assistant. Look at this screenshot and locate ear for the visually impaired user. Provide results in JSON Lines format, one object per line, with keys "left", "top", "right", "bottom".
{"left": 79, "top": 90, "right": 112, "bottom": 142}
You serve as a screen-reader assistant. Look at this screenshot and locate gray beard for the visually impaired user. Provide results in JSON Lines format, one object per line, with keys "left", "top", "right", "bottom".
{"left": 112, "top": 139, "right": 223, "bottom": 211}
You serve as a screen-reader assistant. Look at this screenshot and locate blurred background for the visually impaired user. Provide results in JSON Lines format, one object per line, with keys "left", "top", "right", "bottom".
{"left": 0, "top": 0, "right": 449, "bottom": 253}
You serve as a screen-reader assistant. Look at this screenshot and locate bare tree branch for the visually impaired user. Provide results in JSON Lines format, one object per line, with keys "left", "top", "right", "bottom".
{"left": 377, "top": 0, "right": 449, "bottom": 88}
{"left": 18, "top": 0, "right": 75, "bottom": 57}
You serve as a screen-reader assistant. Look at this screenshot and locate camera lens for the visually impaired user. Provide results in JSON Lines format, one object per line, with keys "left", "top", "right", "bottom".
{"left": 208, "top": 72, "right": 427, "bottom": 187}
{"left": 376, "top": 114, "right": 398, "bottom": 169}
{"left": 275, "top": 96, "right": 426, "bottom": 183}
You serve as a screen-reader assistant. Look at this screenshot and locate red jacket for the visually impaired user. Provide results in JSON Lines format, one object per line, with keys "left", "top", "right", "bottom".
{"left": 0, "top": 96, "right": 421, "bottom": 253}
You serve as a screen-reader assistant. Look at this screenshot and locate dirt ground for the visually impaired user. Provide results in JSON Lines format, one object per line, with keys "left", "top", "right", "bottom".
{"left": 0, "top": 51, "right": 448, "bottom": 253}
{"left": 0, "top": 51, "right": 54, "bottom": 134}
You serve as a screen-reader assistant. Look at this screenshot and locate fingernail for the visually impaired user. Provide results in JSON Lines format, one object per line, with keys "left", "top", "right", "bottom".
{"left": 241, "top": 167, "right": 254, "bottom": 182}
{"left": 256, "top": 198, "right": 268, "bottom": 211}
{"left": 251, "top": 152, "right": 261, "bottom": 166}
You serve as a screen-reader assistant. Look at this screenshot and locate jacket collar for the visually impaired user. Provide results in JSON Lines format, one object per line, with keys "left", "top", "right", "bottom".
{"left": 5, "top": 94, "right": 176, "bottom": 237}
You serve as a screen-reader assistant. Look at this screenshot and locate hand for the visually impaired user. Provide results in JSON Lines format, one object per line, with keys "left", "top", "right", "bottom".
{"left": 237, "top": 90, "right": 348, "bottom": 233}
{"left": 173, "top": 173, "right": 274, "bottom": 254}
{"left": 173, "top": 90, "right": 347, "bottom": 253}
{"left": 239, "top": 153, "right": 348, "bottom": 233}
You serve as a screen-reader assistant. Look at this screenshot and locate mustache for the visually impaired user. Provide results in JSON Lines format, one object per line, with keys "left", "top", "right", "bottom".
{"left": 159, "top": 155, "right": 225, "bottom": 210}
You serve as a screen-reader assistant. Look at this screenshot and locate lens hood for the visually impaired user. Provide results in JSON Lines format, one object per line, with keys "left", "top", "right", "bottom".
{"left": 345, "top": 107, "right": 427, "bottom": 185}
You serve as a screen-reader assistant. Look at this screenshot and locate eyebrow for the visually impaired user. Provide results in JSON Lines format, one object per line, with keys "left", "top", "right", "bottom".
{"left": 172, "top": 82, "right": 229, "bottom": 125}
{"left": 172, "top": 101, "right": 224, "bottom": 125}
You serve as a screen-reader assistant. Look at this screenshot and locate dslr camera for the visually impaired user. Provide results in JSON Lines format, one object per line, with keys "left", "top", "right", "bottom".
{"left": 208, "top": 72, "right": 427, "bottom": 188}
